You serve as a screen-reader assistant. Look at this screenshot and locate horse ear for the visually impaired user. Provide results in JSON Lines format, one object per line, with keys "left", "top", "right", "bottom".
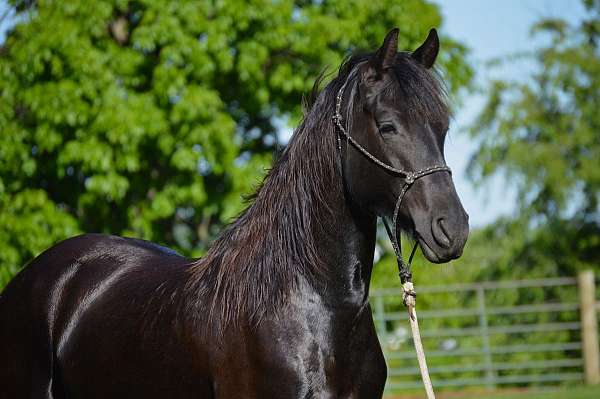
{"left": 372, "top": 28, "right": 399, "bottom": 75}
{"left": 412, "top": 28, "right": 439, "bottom": 69}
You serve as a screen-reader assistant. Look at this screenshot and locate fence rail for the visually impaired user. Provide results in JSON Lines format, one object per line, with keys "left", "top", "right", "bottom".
{"left": 371, "top": 271, "right": 600, "bottom": 393}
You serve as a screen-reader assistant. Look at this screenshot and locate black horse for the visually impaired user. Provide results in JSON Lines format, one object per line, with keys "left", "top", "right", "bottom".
{"left": 0, "top": 28, "right": 468, "bottom": 398}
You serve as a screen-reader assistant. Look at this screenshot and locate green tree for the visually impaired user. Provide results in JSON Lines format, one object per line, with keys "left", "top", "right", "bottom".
{"left": 468, "top": 0, "right": 600, "bottom": 278}
{"left": 0, "top": 0, "right": 472, "bottom": 288}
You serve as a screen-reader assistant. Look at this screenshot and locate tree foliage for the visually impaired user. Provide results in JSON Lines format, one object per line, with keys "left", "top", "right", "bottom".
{"left": 0, "top": 0, "right": 472, "bottom": 287}
{"left": 468, "top": 0, "right": 600, "bottom": 277}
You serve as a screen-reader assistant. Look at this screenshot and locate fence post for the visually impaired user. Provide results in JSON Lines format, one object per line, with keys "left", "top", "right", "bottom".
{"left": 578, "top": 270, "right": 600, "bottom": 385}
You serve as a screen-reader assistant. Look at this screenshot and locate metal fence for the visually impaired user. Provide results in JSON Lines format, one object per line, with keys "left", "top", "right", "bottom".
{"left": 371, "top": 272, "right": 600, "bottom": 393}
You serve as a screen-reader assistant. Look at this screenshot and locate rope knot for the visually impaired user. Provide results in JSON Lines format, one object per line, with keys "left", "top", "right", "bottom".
{"left": 402, "top": 281, "right": 416, "bottom": 306}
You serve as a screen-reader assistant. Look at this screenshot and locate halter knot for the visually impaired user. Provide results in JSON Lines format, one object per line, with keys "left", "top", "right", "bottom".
{"left": 402, "top": 281, "right": 417, "bottom": 313}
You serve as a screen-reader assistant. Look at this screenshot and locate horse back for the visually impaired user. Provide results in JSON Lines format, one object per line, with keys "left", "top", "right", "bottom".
{"left": 0, "top": 233, "right": 212, "bottom": 398}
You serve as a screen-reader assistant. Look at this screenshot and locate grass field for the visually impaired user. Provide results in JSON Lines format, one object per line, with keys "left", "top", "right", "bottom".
{"left": 465, "top": 385, "right": 600, "bottom": 399}
{"left": 387, "top": 385, "right": 600, "bottom": 399}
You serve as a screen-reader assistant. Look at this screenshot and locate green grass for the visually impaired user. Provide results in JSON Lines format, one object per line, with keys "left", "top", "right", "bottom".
{"left": 386, "top": 385, "right": 600, "bottom": 399}
{"left": 464, "top": 385, "right": 600, "bottom": 399}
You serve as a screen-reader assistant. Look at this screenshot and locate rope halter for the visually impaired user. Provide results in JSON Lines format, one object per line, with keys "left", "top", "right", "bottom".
{"left": 333, "top": 71, "right": 450, "bottom": 399}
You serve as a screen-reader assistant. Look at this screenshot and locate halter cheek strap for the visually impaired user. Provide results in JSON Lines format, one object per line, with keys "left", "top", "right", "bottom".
{"left": 333, "top": 77, "right": 451, "bottom": 290}
{"left": 334, "top": 74, "right": 450, "bottom": 399}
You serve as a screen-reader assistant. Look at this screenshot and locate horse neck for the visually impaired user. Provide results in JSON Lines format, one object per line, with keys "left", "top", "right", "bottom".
{"left": 186, "top": 97, "right": 378, "bottom": 327}
{"left": 315, "top": 194, "right": 378, "bottom": 309}
{"left": 249, "top": 117, "right": 378, "bottom": 309}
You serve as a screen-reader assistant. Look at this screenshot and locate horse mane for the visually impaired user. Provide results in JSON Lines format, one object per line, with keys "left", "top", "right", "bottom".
{"left": 185, "top": 51, "right": 449, "bottom": 329}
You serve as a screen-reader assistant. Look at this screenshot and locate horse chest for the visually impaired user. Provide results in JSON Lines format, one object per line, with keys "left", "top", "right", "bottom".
{"left": 212, "top": 296, "right": 385, "bottom": 398}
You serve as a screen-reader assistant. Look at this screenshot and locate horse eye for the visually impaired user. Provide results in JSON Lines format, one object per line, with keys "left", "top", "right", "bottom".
{"left": 378, "top": 124, "right": 396, "bottom": 135}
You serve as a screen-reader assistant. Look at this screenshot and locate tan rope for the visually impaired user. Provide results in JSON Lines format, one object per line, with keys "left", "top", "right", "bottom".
{"left": 403, "top": 282, "right": 435, "bottom": 399}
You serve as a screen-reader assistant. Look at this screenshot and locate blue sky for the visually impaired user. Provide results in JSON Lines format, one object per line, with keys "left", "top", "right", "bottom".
{"left": 0, "top": 0, "right": 588, "bottom": 227}
{"left": 0, "top": 3, "right": 10, "bottom": 43}
{"left": 435, "top": 0, "right": 587, "bottom": 226}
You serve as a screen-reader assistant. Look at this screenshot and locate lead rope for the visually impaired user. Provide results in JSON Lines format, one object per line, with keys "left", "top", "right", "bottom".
{"left": 382, "top": 196, "right": 436, "bottom": 399}
{"left": 334, "top": 73, "right": 446, "bottom": 399}
{"left": 383, "top": 218, "right": 436, "bottom": 399}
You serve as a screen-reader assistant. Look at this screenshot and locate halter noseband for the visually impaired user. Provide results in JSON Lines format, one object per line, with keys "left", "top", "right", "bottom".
{"left": 332, "top": 73, "right": 451, "bottom": 294}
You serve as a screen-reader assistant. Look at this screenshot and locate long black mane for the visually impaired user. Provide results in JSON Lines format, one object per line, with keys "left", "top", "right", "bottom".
{"left": 186, "top": 51, "right": 449, "bottom": 328}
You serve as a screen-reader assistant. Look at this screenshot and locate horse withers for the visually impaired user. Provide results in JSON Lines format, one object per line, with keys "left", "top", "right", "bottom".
{"left": 0, "top": 28, "right": 468, "bottom": 398}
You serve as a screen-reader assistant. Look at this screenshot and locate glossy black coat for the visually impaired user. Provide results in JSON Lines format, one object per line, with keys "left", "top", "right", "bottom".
{"left": 1, "top": 222, "right": 383, "bottom": 398}
{"left": 0, "top": 28, "right": 468, "bottom": 398}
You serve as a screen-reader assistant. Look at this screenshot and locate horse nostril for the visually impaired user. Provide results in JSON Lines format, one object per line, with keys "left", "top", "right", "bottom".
{"left": 432, "top": 217, "right": 452, "bottom": 249}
